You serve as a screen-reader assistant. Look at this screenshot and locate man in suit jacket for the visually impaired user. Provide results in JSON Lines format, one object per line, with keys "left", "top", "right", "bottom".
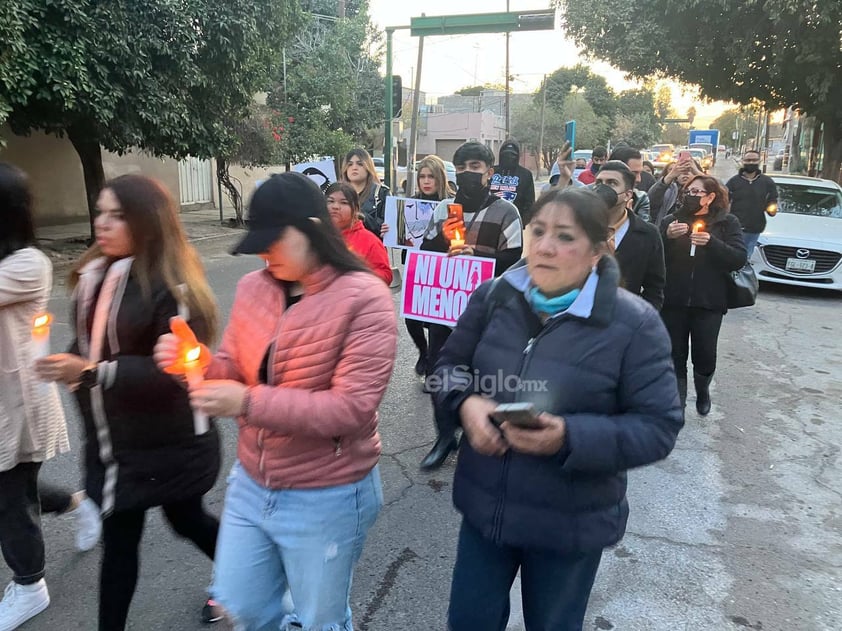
{"left": 595, "top": 161, "right": 665, "bottom": 310}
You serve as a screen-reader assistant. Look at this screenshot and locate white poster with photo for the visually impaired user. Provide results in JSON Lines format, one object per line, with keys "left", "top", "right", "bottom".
{"left": 292, "top": 158, "right": 337, "bottom": 192}
{"left": 383, "top": 196, "right": 439, "bottom": 249}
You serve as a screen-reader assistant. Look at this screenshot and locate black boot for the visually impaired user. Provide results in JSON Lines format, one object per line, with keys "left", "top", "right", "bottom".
{"left": 414, "top": 352, "right": 427, "bottom": 377}
{"left": 420, "top": 433, "right": 458, "bottom": 471}
{"left": 676, "top": 376, "right": 688, "bottom": 409}
{"left": 694, "top": 372, "right": 712, "bottom": 415}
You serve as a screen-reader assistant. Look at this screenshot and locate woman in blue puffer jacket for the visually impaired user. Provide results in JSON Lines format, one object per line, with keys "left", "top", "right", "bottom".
{"left": 434, "top": 187, "right": 684, "bottom": 631}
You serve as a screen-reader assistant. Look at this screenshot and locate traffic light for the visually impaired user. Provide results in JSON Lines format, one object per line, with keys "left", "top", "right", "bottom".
{"left": 391, "top": 75, "right": 403, "bottom": 118}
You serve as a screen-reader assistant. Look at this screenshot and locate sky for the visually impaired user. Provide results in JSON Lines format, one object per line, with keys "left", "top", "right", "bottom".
{"left": 367, "top": 0, "right": 730, "bottom": 127}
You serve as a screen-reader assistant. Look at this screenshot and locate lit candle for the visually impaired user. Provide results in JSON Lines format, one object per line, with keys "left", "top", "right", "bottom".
{"left": 450, "top": 228, "right": 465, "bottom": 251}
{"left": 766, "top": 202, "right": 778, "bottom": 216}
{"left": 31, "top": 313, "right": 53, "bottom": 360}
{"left": 689, "top": 221, "right": 705, "bottom": 257}
{"left": 184, "top": 345, "right": 209, "bottom": 435}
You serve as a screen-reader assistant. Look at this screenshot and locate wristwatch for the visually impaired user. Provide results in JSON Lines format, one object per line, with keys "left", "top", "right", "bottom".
{"left": 78, "top": 365, "right": 99, "bottom": 389}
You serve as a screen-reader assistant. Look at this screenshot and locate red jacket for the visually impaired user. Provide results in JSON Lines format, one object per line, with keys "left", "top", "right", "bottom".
{"left": 342, "top": 221, "right": 392, "bottom": 285}
{"left": 577, "top": 166, "right": 597, "bottom": 185}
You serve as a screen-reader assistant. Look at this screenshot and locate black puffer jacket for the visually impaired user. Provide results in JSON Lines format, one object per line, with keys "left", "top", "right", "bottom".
{"left": 72, "top": 264, "right": 220, "bottom": 514}
{"left": 434, "top": 258, "right": 683, "bottom": 554}
{"left": 660, "top": 210, "right": 748, "bottom": 313}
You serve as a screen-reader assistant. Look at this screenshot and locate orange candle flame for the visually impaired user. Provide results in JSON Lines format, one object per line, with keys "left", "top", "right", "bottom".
{"left": 692, "top": 221, "right": 705, "bottom": 233}
{"left": 185, "top": 346, "right": 201, "bottom": 365}
{"left": 452, "top": 229, "right": 462, "bottom": 242}
{"left": 33, "top": 313, "right": 52, "bottom": 331}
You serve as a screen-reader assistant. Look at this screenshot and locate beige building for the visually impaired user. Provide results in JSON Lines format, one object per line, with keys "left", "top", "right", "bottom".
{"left": 0, "top": 125, "right": 285, "bottom": 226}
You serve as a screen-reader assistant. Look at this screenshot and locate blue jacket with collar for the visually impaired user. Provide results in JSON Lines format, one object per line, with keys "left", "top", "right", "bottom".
{"left": 433, "top": 257, "right": 684, "bottom": 554}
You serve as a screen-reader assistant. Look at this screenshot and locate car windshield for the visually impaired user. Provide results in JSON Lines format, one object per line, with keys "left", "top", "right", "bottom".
{"left": 372, "top": 157, "right": 384, "bottom": 167}
{"left": 652, "top": 146, "right": 672, "bottom": 154}
{"left": 689, "top": 150, "right": 705, "bottom": 159}
{"left": 775, "top": 183, "right": 842, "bottom": 218}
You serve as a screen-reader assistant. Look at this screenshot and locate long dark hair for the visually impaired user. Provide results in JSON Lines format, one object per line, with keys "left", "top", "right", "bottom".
{"left": 0, "top": 163, "right": 36, "bottom": 262}
{"left": 72, "top": 175, "right": 219, "bottom": 342}
{"left": 324, "top": 182, "right": 361, "bottom": 222}
{"left": 292, "top": 183, "right": 371, "bottom": 275}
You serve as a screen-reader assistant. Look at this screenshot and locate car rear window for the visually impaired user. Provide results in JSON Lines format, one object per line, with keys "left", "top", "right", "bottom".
{"left": 776, "top": 184, "right": 842, "bottom": 218}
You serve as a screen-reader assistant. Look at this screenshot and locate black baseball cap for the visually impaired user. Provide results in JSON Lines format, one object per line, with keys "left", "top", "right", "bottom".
{"left": 231, "top": 171, "right": 330, "bottom": 255}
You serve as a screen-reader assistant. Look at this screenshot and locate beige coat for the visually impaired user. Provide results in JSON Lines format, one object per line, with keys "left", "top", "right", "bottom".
{"left": 0, "top": 247, "right": 68, "bottom": 472}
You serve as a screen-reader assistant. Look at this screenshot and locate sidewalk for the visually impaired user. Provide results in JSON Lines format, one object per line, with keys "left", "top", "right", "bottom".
{"left": 36, "top": 207, "right": 240, "bottom": 243}
{"left": 37, "top": 207, "right": 244, "bottom": 286}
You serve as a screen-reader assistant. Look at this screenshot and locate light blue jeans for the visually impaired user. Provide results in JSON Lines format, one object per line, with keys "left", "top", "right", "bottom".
{"left": 212, "top": 462, "right": 383, "bottom": 631}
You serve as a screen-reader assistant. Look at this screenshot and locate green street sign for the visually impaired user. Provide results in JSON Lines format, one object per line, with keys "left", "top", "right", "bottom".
{"left": 410, "top": 11, "right": 555, "bottom": 37}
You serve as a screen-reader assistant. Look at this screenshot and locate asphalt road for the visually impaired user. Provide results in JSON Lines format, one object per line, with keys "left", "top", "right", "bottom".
{"left": 9, "top": 169, "right": 842, "bottom": 630}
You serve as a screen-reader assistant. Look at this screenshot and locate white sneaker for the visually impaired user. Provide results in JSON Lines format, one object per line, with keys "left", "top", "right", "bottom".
{"left": 70, "top": 498, "right": 102, "bottom": 551}
{"left": 0, "top": 580, "right": 50, "bottom": 631}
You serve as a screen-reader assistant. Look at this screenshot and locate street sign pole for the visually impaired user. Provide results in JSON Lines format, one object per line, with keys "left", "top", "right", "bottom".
{"left": 385, "top": 28, "right": 394, "bottom": 189}
{"left": 384, "top": 10, "right": 555, "bottom": 186}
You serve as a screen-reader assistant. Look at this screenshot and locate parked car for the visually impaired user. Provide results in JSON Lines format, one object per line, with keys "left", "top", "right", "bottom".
{"left": 572, "top": 149, "right": 593, "bottom": 162}
{"left": 396, "top": 159, "right": 457, "bottom": 193}
{"left": 751, "top": 174, "right": 842, "bottom": 291}
{"left": 372, "top": 156, "right": 385, "bottom": 181}
{"left": 650, "top": 144, "right": 676, "bottom": 171}
{"left": 689, "top": 142, "right": 716, "bottom": 166}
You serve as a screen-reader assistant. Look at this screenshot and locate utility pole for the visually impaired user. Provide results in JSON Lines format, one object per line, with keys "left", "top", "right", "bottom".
{"left": 505, "top": 0, "right": 510, "bottom": 136}
{"left": 537, "top": 75, "right": 547, "bottom": 177}
{"left": 762, "top": 110, "right": 771, "bottom": 171}
{"left": 338, "top": 0, "right": 345, "bottom": 18}
{"left": 406, "top": 31, "right": 425, "bottom": 196}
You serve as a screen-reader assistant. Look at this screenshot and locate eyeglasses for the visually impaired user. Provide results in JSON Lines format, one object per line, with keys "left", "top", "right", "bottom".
{"left": 686, "top": 188, "right": 709, "bottom": 196}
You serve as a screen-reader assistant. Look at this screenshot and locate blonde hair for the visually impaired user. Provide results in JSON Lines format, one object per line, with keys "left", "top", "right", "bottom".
{"left": 416, "top": 155, "right": 455, "bottom": 201}
{"left": 341, "top": 148, "right": 381, "bottom": 191}
{"left": 72, "top": 175, "right": 219, "bottom": 344}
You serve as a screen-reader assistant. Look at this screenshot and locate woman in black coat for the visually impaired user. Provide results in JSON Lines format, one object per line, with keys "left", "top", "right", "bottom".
{"left": 37, "top": 175, "right": 221, "bottom": 630}
{"left": 660, "top": 175, "right": 747, "bottom": 415}
{"left": 434, "top": 188, "right": 683, "bottom": 630}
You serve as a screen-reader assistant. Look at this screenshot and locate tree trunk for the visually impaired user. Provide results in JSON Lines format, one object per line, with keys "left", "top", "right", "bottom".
{"left": 820, "top": 116, "right": 842, "bottom": 184}
{"left": 216, "top": 157, "right": 243, "bottom": 226}
{"left": 67, "top": 127, "right": 105, "bottom": 242}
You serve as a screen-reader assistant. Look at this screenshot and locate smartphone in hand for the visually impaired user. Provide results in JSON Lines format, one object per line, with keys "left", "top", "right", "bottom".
{"left": 490, "top": 402, "right": 542, "bottom": 429}
{"left": 678, "top": 150, "right": 692, "bottom": 162}
{"left": 564, "top": 121, "right": 576, "bottom": 155}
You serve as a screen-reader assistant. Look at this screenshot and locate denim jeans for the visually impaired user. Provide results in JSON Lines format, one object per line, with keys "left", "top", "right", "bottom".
{"left": 448, "top": 520, "right": 603, "bottom": 631}
{"left": 742, "top": 231, "right": 760, "bottom": 258}
{"left": 212, "top": 462, "right": 383, "bottom": 631}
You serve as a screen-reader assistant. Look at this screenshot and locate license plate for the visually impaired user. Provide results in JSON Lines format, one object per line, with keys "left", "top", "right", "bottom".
{"left": 785, "top": 257, "right": 816, "bottom": 272}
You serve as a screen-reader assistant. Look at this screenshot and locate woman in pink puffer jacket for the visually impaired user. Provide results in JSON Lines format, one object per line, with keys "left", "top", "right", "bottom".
{"left": 156, "top": 172, "right": 398, "bottom": 631}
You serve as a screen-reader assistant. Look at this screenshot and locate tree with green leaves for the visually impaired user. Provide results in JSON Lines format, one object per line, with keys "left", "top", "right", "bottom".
{"left": 711, "top": 107, "right": 760, "bottom": 151}
{"left": 553, "top": 0, "right": 842, "bottom": 180}
{"left": 267, "top": 1, "right": 383, "bottom": 165}
{"left": 0, "top": 0, "right": 301, "bottom": 235}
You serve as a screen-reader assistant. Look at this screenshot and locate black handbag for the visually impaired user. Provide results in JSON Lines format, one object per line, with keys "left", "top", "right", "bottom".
{"left": 727, "top": 263, "right": 759, "bottom": 308}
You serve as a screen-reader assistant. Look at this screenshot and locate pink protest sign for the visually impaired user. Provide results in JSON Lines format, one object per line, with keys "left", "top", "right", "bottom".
{"left": 400, "top": 250, "right": 496, "bottom": 327}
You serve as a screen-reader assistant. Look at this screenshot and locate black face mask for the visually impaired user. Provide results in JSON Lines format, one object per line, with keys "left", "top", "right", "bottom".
{"left": 743, "top": 164, "right": 760, "bottom": 173}
{"left": 591, "top": 183, "right": 619, "bottom": 209}
{"left": 679, "top": 195, "right": 703, "bottom": 217}
{"left": 500, "top": 150, "right": 519, "bottom": 168}
{"left": 455, "top": 171, "right": 488, "bottom": 204}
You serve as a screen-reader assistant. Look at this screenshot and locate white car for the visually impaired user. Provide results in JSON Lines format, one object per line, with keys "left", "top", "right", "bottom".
{"left": 751, "top": 174, "right": 842, "bottom": 291}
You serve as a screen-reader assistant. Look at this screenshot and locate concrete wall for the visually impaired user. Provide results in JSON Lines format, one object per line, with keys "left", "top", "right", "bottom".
{"left": 416, "top": 111, "right": 507, "bottom": 159}
{"left": 0, "top": 126, "right": 181, "bottom": 226}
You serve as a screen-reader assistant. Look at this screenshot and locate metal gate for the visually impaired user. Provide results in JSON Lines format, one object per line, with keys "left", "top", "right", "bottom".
{"left": 178, "top": 157, "right": 213, "bottom": 205}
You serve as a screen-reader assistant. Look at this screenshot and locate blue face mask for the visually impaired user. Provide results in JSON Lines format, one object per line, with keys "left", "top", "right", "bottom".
{"left": 527, "top": 286, "right": 580, "bottom": 316}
